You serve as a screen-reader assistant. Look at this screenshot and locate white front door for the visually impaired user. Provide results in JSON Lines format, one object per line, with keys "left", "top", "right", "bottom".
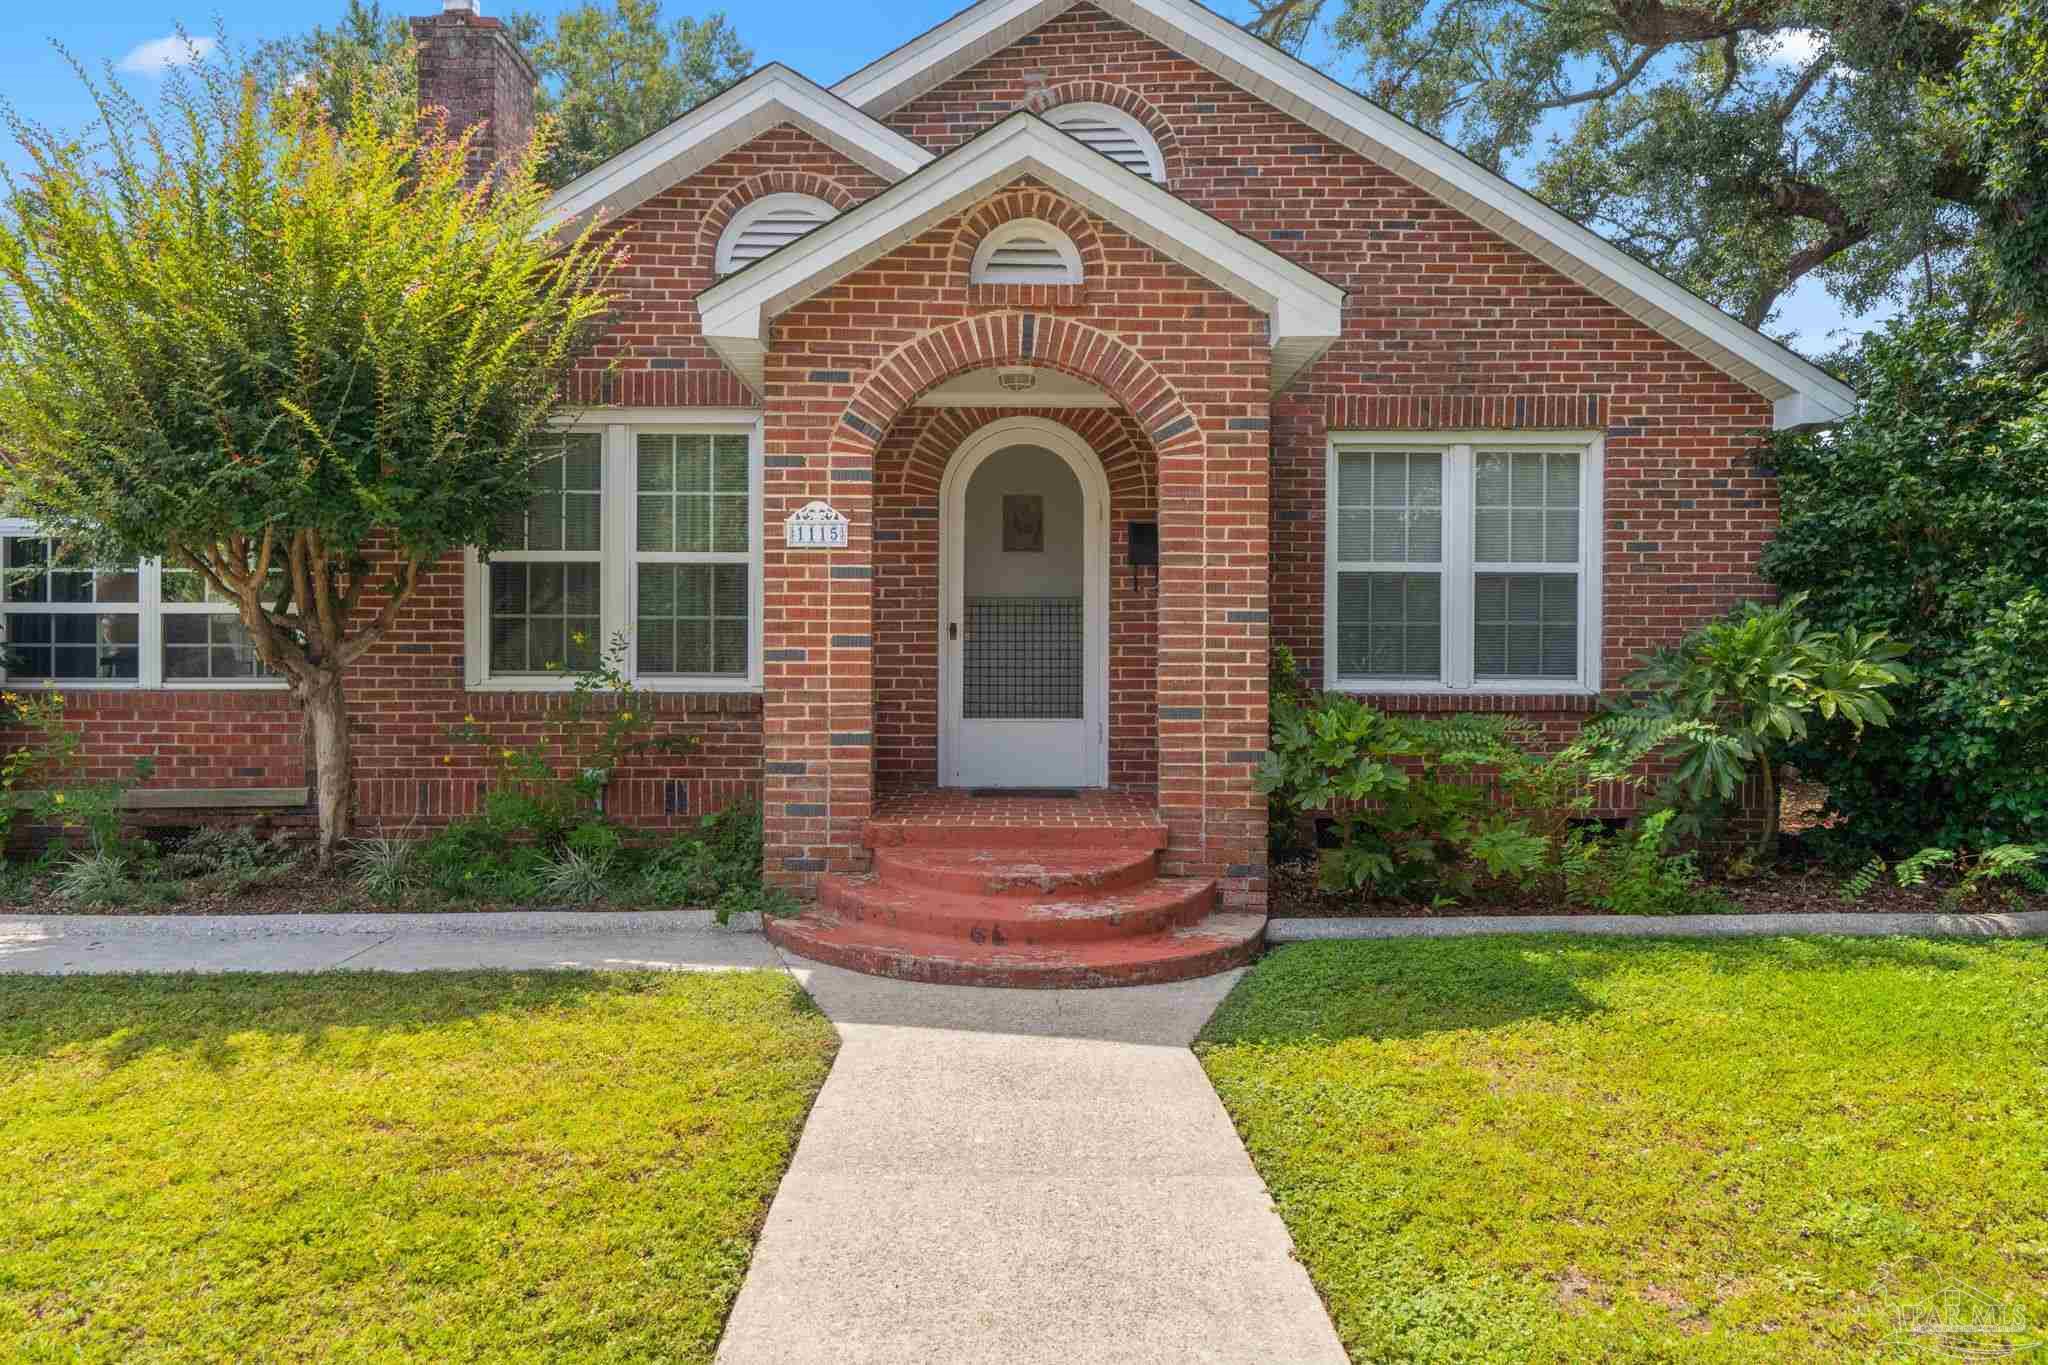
{"left": 940, "top": 420, "right": 1108, "bottom": 789}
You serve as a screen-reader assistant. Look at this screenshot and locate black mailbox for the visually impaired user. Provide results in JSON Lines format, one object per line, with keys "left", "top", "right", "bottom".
{"left": 1128, "top": 521, "right": 1159, "bottom": 567}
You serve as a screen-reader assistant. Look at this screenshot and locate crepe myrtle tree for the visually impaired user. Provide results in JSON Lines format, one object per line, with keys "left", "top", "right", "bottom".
{"left": 0, "top": 53, "right": 619, "bottom": 867}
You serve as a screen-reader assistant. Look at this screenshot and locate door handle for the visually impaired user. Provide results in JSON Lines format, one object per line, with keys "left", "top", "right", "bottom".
{"left": 948, "top": 622, "right": 958, "bottom": 641}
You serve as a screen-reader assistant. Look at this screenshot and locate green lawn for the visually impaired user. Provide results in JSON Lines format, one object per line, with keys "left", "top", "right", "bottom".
{"left": 0, "top": 970, "right": 838, "bottom": 1362}
{"left": 1198, "top": 936, "right": 2048, "bottom": 1363}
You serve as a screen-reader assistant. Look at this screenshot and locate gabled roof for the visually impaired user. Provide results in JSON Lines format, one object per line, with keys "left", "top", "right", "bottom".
{"left": 538, "top": 64, "right": 931, "bottom": 236}
{"left": 696, "top": 113, "right": 1347, "bottom": 396}
{"left": 832, "top": 0, "right": 1857, "bottom": 428}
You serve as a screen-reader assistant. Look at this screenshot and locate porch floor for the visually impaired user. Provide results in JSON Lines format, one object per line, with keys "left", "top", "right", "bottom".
{"left": 868, "top": 787, "right": 1164, "bottom": 840}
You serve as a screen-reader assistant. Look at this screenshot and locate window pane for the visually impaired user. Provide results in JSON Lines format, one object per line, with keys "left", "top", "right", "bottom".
{"left": 1475, "top": 449, "right": 1580, "bottom": 565}
{"left": 1474, "top": 572, "right": 1578, "bottom": 679}
{"left": 488, "top": 559, "right": 599, "bottom": 673}
{"left": 504, "top": 432, "right": 604, "bottom": 553}
{"left": 639, "top": 433, "right": 751, "bottom": 557}
{"left": 4, "top": 611, "right": 139, "bottom": 680}
{"left": 637, "top": 563, "right": 747, "bottom": 677}
{"left": 162, "top": 612, "right": 267, "bottom": 680}
{"left": 1336, "top": 571, "right": 1441, "bottom": 681}
{"left": 1334, "top": 450, "right": 1442, "bottom": 566}
{"left": 5, "top": 537, "right": 48, "bottom": 602}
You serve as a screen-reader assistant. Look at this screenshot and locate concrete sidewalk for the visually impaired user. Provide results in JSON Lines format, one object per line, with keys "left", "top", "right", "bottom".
{"left": 0, "top": 910, "right": 779, "bottom": 975}
{"left": 718, "top": 954, "right": 1346, "bottom": 1365}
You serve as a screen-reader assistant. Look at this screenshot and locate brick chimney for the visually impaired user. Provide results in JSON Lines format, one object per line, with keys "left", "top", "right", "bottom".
{"left": 412, "top": 0, "right": 538, "bottom": 188}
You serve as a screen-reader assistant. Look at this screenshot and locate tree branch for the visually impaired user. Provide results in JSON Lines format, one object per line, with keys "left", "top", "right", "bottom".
{"left": 335, "top": 555, "right": 423, "bottom": 668}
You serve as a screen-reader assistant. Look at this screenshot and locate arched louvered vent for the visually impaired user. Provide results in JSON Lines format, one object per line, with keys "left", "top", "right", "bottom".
{"left": 716, "top": 193, "right": 836, "bottom": 275}
{"left": 970, "top": 220, "right": 1084, "bottom": 285}
{"left": 1045, "top": 103, "right": 1165, "bottom": 182}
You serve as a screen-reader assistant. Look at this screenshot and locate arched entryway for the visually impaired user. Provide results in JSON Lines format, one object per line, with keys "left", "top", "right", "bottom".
{"left": 937, "top": 417, "right": 1112, "bottom": 788}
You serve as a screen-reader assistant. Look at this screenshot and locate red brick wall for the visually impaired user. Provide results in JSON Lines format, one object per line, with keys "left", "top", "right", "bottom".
{"left": 564, "top": 126, "right": 893, "bottom": 408}
{"left": 887, "top": 3, "right": 1781, "bottom": 702}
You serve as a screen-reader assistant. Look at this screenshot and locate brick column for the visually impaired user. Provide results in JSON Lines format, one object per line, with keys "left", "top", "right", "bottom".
{"left": 760, "top": 386, "right": 875, "bottom": 895}
{"left": 411, "top": 3, "right": 537, "bottom": 190}
{"left": 1155, "top": 396, "right": 1270, "bottom": 912}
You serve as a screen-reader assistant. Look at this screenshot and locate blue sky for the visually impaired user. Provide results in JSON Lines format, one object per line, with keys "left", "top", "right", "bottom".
{"left": 0, "top": 0, "right": 1888, "bottom": 354}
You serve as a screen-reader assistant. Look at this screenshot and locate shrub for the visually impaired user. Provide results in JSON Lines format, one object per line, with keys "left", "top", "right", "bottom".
{"left": 53, "top": 851, "right": 134, "bottom": 906}
{"left": 1598, "top": 595, "right": 1910, "bottom": 862}
{"left": 538, "top": 848, "right": 613, "bottom": 906}
{"left": 161, "top": 828, "right": 300, "bottom": 894}
{"left": 1761, "top": 315, "right": 2048, "bottom": 852}
{"left": 627, "top": 801, "right": 793, "bottom": 924}
{"left": 346, "top": 836, "right": 415, "bottom": 904}
{"left": 1561, "top": 811, "right": 1733, "bottom": 916}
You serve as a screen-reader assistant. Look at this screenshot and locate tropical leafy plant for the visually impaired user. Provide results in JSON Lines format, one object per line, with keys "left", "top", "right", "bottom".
{"left": 1604, "top": 595, "right": 1911, "bottom": 861}
{"left": 0, "top": 48, "right": 620, "bottom": 867}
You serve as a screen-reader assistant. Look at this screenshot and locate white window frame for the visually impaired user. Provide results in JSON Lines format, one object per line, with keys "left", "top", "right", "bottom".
{"left": 714, "top": 193, "right": 837, "bottom": 276}
{"left": 970, "top": 218, "right": 1084, "bottom": 285}
{"left": 0, "top": 519, "right": 286, "bottom": 691}
{"left": 1323, "top": 431, "right": 1603, "bottom": 696}
{"left": 464, "top": 410, "right": 765, "bottom": 693}
{"left": 1044, "top": 102, "right": 1167, "bottom": 182}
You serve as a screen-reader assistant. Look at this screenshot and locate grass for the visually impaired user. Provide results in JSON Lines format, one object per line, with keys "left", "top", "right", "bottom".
{"left": 0, "top": 970, "right": 838, "bottom": 1362}
{"left": 1197, "top": 936, "right": 2048, "bottom": 1363}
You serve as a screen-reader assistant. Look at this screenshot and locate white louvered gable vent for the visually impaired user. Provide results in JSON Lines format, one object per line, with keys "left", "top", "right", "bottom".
{"left": 716, "top": 193, "right": 837, "bottom": 275}
{"left": 970, "top": 219, "right": 1084, "bottom": 285}
{"left": 1045, "top": 103, "right": 1165, "bottom": 182}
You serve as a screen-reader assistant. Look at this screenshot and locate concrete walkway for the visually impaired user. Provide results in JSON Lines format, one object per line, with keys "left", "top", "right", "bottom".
{"left": 0, "top": 910, "right": 780, "bottom": 974}
{"left": 718, "top": 952, "right": 1345, "bottom": 1365}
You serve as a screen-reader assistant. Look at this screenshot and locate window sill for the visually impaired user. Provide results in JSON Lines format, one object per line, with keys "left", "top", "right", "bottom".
{"left": 468, "top": 678, "right": 763, "bottom": 696}
{"left": 1329, "top": 685, "right": 1600, "bottom": 713}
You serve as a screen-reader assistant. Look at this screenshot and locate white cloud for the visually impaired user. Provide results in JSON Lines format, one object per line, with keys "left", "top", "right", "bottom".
{"left": 115, "top": 34, "right": 217, "bottom": 76}
{"left": 1769, "top": 28, "right": 1827, "bottom": 68}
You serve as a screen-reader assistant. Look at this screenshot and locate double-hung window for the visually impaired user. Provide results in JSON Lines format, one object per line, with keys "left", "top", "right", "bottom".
{"left": 466, "top": 416, "right": 763, "bottom": 690}
{"left": 1325, "top": 433, "right": 1602, "bottom": 693}
{"left": 0, "top": 522, "right": 279, "bottom": 688}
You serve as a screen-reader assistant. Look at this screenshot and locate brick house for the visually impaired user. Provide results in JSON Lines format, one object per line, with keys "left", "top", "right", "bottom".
{"left": 7, "top": 0, "right": 1852, "bottom": 983}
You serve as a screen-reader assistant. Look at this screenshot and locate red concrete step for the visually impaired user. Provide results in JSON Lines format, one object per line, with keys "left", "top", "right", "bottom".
{"left": 871, "top": 845, "right": 1160, "bottom": 898}
{"left": 817, "top": 871, "right": 1216, "bottom": 945}
{"left": 864, "top": 822, "right": 1168, "bottom": 853}
{"left": 766, "top": 908, "right": 1265, "bottom": 989}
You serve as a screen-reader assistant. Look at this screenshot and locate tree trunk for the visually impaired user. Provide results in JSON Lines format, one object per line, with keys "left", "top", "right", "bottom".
{"left": 305, "top": 672, "right": 354, "bottom": 872}
{"left": 1751, "top": 757, "right": 1780, "bottom": 866}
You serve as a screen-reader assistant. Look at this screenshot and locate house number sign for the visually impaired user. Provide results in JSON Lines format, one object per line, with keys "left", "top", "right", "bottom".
{"left": 784, "top": 500, "right": 849, "bottom": 549}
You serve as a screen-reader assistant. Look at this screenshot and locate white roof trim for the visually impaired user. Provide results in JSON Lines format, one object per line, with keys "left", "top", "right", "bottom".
{"left": 696, "top": 113, "right": 1345, "bottom": 397}
{"left": 539, "top": 65, "right": 931, "bottom": 236}
{"left": 832, "top": 0, "right": 1856, "bottom": 427}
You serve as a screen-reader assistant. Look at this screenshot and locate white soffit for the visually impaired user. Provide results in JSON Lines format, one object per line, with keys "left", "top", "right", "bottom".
{"left": 539, "top": 65, "right": 931, "bottom": 236}
{"left": 696, "top": 114, "right": 1346, "bottom": 397}
{"left": 917, "top": 367, "right": 1117, "bottom": 406}
{"left": 831, "top": 0, "right": 1856, "bottom": 426}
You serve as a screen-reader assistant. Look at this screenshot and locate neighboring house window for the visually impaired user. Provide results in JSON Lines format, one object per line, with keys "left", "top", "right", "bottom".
{"left": 1324, "top": 433, "right": 1603, "bottom": 693}
{"left": 466, "top": 419, "right": 762, "bottom": 691}
{"left": 970, "top": 219, "right": 1084, "bottom": 285}
{"left": 715, "top": 194, "right": 836, "bottom": 274}
{"left": 1044, "top": 103, "right": 1165, "bottom": 181}
{"left": 0, "top": 522, "right": 280, "bottom": 688}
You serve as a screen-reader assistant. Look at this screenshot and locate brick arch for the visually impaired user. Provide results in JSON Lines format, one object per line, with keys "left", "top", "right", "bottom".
{"left": 1028, "top": 82, "right": 1183, "bottom": 185}
{"left": 695, "top": 171, "right": 868, "bottom": 274}
{"left": 889, "top": 406, "right": 1154, "bottom": 510}
{"left": 838, "top": 314, "right": 1203, "bottom": 469}
{"left": 946, "top": 186, "right": 1108, "bottom": 286}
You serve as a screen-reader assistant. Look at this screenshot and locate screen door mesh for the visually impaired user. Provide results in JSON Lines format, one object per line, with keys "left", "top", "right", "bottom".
{"left": 962, "top": 596, "right": 1083, "bottom": 719}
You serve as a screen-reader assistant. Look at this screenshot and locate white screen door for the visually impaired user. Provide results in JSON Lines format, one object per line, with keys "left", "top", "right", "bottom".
{"left": 941, "top": 424, "right": 1107, "bottom": 788}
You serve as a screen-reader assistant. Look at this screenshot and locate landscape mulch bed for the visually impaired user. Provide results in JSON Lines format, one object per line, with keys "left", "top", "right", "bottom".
{"left": 1267, "top": 857, "right": 2047, "bottom": 919}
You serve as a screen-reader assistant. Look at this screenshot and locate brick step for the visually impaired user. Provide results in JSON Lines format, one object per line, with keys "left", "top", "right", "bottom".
{"left": 870, "top": 845, "right": 1160, "bottom": 898}
{"left": 863, "top": 822, "right": 1169, "bottom": 853}
{"left": 766, "top": 908, "right": 1265, "bottom": 989}
{"left": 817, "top": 870, "right": 1216, "bottom": 945}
